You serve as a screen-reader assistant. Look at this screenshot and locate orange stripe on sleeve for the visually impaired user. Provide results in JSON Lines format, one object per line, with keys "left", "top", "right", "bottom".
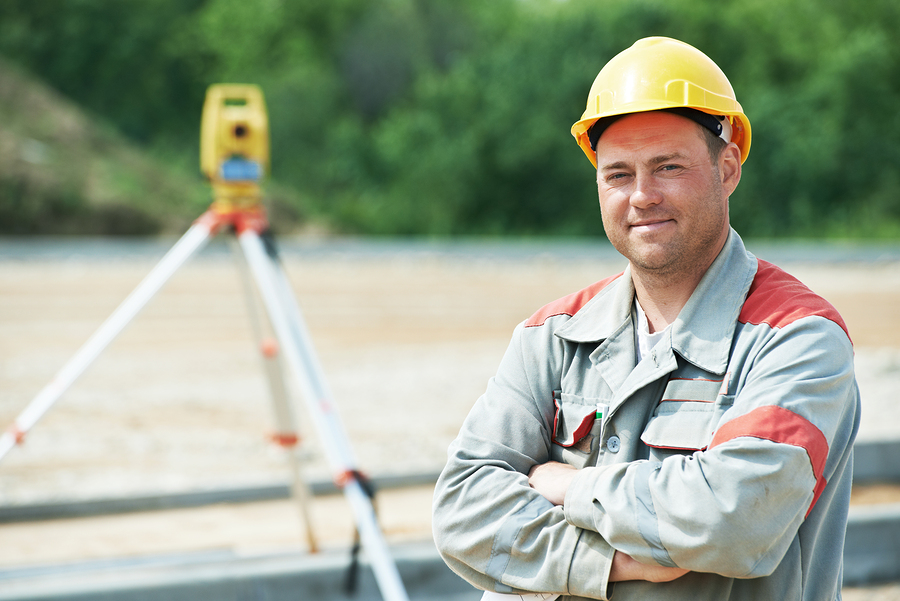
{"left": 709, "top": 405, "right": 829, "bottom": 517}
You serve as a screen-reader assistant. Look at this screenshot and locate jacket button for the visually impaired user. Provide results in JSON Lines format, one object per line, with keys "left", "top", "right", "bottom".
{"left": 607, "top": 436, "right": 621, "bottom": 453}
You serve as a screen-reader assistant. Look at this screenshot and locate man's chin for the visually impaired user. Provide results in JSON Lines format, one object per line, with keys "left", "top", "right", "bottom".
{"left": 622, "top": 244, "right": 677, "bottom": 272}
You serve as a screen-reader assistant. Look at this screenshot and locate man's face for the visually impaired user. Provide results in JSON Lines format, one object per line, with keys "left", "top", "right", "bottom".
{"left": 595, "top": 111, "right": 739, "bottom": 279}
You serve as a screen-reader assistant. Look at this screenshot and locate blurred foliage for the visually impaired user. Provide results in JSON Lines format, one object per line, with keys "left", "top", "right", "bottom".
{"left": 0, "top": 0, "right": 898, "bottom": 238}
{"left": 0, "top": 57, "right": 211, "bottom": 235}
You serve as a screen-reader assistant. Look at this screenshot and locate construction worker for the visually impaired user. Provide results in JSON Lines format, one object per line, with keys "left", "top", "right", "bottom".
{"left": 432, "top": 37, "right": 860, "bottom": 600}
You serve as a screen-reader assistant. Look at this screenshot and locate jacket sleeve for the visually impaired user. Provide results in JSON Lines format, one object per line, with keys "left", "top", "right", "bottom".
{"left": 433, "top": 321, "right": 616, "bottom": 600}
{"left": 562, "top": 315, "right": 860, "bottom": 578}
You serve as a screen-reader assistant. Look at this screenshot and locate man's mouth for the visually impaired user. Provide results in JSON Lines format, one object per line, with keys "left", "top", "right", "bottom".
{"left": 630, "top": 218, "right": 673, "bottom": 232}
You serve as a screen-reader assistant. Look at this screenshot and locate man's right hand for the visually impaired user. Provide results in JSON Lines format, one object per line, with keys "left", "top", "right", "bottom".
{"left": 609, "top": 551, "right": 689, "bottom": 583}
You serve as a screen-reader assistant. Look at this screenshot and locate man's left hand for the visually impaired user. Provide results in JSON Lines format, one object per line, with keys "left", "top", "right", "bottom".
{"left": 528, "top": 461, "right": 579, "bottom": 506}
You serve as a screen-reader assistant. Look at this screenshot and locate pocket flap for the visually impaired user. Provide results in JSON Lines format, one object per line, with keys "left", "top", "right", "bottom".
{"left": 552, "top": 399, "right": 597, "bottom": 448}
{"left": 640, "top": 377, "right": 728, "bottom": 451}
{"left": 640, "top": 401, "right": 718, "bottom": 451}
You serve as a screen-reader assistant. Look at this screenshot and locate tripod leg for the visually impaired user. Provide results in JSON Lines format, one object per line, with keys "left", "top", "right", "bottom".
{"left": 229, "top": 237, "right": 319, "bottom": 553}
{"left": 0, "top": 220, "right": 214, "bottom": 461}
{"left": 237, "top": 229, "right": 410, "bottom": 601}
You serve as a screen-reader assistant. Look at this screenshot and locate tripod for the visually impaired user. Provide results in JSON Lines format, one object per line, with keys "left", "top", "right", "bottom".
{"left": 0, "top": 200, "right": 411, "bottom": 601}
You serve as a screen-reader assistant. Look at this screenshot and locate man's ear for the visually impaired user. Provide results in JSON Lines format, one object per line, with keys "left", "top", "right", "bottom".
{"left": 720, "top": 142, "right": 742, "bottom": 197}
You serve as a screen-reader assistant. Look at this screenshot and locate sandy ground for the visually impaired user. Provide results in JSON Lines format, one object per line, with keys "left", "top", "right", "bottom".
{"left": 0, "top": 238, "right": 899, "bottom": 597}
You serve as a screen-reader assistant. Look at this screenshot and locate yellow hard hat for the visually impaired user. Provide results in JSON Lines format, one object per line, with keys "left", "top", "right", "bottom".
{"left": 571, "top": 37, "right": 751, "bottom": 167}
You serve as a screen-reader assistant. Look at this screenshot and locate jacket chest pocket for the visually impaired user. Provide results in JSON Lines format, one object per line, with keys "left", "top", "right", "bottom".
{"left": 640, "top": 377, "right": 733, "bottom": 460}
{"left": 550, "top": 391, "right": 607, "bottom": 469}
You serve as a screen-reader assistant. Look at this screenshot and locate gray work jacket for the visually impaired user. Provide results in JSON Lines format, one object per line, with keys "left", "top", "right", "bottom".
{"left": 433, "top": 230, "right": 860, "bottom": 600}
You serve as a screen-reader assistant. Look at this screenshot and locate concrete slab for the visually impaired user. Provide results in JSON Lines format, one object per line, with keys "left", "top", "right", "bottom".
{"left": 0, "top": 542, "right": 479, "bottom": 601}
{"left": 0, "top": 471, "right": 441, "bottom": 523}
{"left": 855, "top": 441, "right": 900, "bottom": 484}
{"left": 844, "top": 503, "right": 900, "bottom": 586}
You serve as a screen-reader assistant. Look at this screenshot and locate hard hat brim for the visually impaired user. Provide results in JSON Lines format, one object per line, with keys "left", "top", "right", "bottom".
{"left": 572, "top": 108, "right": 752, "bottom": 168}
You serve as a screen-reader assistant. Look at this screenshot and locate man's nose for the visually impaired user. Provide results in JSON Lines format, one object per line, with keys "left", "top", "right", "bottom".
{"left": 629, "top": 173, "right": 663, "bottom": 208}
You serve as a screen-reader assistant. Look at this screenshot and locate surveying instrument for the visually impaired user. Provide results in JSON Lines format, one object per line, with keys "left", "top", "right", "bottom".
{"left": 0, "top": 84, "right": 410, "bottom": 601}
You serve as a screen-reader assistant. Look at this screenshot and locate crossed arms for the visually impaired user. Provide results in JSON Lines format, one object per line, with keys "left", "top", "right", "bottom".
{"left": 527, "top": 461, "right": 687, "bottom": 584}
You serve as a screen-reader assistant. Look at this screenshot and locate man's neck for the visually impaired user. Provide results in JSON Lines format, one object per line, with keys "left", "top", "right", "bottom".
{"left": 629, "top": 229, "right": 731, "bottom": 333}
{"left": 631, "top": 280, "right": 688, "bottom": 334}
{"left": 631, "top": 260, "right": 714, "bottom": 333}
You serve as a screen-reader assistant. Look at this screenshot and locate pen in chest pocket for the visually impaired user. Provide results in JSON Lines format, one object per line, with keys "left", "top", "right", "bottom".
{"left": 595, "top": 403, "right": 608, "bottom": 441}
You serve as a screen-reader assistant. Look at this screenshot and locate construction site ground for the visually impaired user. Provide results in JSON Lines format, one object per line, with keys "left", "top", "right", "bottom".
{"left": 1, "top": 237, "right": 899, "bottom": 599}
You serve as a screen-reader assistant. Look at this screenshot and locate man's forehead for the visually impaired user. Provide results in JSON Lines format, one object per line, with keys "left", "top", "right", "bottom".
{"left": 596, "top": 113, "right": 706, "bottom": 162}
{"left": 604, "top": 111, "right": 700, "bottom": 137}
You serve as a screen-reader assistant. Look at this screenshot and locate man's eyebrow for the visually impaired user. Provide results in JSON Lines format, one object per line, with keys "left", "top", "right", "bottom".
{"left": 598, "top": 153, "right": 688, "bottom": 172}
{"left": 648, "top": 152, "right": 686, "bottom": 165}
{"left": 598, "top": 160, "right": 629, "bottom": 172}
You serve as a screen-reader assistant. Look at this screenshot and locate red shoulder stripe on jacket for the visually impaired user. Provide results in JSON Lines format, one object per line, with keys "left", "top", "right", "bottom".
{"left": 709, "top": 405, "right": 828, "bottom": 517}
{"left": 524, "top": 273, "right": 624, "bottom": 328}
{"left": 739, "top": 260, "right": 850, "bottom": 340}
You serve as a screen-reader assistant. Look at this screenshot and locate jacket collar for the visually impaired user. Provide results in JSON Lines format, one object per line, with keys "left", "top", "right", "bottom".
{"left": 555, "top": 229, "right": 758, "bottom": 375}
